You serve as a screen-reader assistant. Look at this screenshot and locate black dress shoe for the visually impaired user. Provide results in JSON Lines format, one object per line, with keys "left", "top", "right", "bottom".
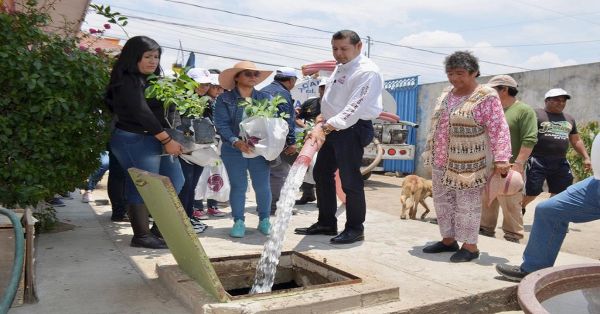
{"left": 450, "top": 248, "right": 480, "bottom": 263}
{"left": 294, "top": 223, "right": 337, "bottom": 235}
{"left": 422, "top": 241, "right": 459, "bottom": 253}
{"left": 295, "top": 196, "right": 316, "bottom": 205}
{"left": 330, "top": 229, "right": 364, "bottom": 244}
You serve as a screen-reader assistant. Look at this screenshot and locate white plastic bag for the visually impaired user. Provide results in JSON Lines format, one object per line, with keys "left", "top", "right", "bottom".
{"left": 195, "top": 161, "right": 230, "bottom": 202}
{"left": 179, "top": 144, "right": 220, "bottom": 167}
{"left": 239, "top": 116, "right": 288, "bottom": 161}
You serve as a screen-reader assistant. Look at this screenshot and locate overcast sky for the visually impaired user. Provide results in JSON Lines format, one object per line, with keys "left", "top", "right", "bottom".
{"left": 82, "top": 0, "right": 600, "bottom": 84}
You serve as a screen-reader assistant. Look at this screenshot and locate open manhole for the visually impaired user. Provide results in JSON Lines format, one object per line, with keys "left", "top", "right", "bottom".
{"left": 211, "top": 250, "right": 361, "bottom": 299}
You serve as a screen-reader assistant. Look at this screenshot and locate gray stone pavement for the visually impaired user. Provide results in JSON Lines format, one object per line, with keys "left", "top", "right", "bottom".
{"left": 9, "top": 173, "right": 600, "bottom": 313}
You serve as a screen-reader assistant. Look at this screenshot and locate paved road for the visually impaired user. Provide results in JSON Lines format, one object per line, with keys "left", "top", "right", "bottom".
{"left": 364, "top": 173, "right": 600, "bottom": 260}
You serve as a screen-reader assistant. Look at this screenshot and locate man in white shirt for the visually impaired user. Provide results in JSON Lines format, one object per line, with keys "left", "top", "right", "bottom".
{"left": 496, "top": 133, "right": 600, "bottom": 282}
{"left": 295, "top": 30, "right": 383, "bottom": 244}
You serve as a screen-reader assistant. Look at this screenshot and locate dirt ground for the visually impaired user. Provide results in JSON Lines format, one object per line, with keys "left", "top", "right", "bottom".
{"left": 364, "top": 173, "right": 600, "bottom": 261}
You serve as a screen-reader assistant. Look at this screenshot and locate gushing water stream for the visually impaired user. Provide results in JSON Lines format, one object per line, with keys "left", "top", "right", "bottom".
{"left": 250, "top": 134, "right": 323, "bottom": 294}
{"left": 249, "top": 162, "right": 308, "bottom": 294}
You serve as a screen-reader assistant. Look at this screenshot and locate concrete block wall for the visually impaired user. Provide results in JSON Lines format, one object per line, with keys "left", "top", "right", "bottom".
{"left": 414, "top": 62, "right": 600, "bottom": 177}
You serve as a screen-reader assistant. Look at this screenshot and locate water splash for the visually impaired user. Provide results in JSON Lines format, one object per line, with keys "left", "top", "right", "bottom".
{"left": 250, "top": 162, "right": 308, "bottom": 294}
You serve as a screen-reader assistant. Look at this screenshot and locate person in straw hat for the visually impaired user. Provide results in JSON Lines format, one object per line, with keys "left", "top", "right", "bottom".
{"left": 213, "top": 61, "right": 273, "bottom": 238}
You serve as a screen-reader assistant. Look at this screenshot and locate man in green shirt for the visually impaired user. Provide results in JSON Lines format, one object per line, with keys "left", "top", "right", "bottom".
{"left": 480, "top": 75, "right": 538, "bottom": 242}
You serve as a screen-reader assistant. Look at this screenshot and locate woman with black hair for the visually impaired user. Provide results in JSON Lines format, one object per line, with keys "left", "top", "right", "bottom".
{"left": 106, "top": 36, "right": 184, "bottom": 249}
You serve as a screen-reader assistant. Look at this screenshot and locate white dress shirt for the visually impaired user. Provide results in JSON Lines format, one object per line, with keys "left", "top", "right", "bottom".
{"left": 321, "top": 54, "right": 383, "bottom": 130}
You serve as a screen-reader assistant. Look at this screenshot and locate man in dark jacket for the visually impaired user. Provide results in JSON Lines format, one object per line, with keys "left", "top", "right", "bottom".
{"left": 260, "top": 67, "right": 298, "bottom": 214}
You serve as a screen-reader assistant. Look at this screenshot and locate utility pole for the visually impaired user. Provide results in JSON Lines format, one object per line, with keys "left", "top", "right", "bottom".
{"left": 366, "top": 36, "right": 371, "bottom": 57}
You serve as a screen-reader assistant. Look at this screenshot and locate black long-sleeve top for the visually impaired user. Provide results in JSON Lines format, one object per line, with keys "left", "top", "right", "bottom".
{"left": 107, "top": 73, "right": 171, "bottom": 135}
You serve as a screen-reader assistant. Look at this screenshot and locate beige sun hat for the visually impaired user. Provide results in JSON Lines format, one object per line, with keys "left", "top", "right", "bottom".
{"left": 218, "top": 61, "right": 272, "bottom": 90}
{"left": 485, "top": 170, "right": 524, "bottom": 206}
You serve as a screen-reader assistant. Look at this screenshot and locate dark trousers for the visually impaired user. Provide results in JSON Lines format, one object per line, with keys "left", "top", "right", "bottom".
{"left": 107, "top": 145, "right": 127, "bottom": 218}
{"left": 314, "top": 120, "right": 374, "bottom": 231}
{"left": 300, "top": 182, "right": 315, "bottom": 197}
{"left": 178, "top": 158, "right": 204, "bottom": 218}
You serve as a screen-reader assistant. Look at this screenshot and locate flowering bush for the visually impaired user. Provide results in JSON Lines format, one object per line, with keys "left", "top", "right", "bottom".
{"left": 0, "top": 1, "right": 112, "bottom": 207}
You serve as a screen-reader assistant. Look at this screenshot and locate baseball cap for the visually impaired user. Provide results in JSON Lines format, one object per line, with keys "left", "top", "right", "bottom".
{"left": 318, "top": 77, "right": 328, "bottom": 87}
{"left": 208, "top": 73, "right": 220, "bottom": 86}
{"left": 187, "top": 68, "right": 212, "bottom": 84}
{"left": 487, "top": 75, "right": 518, "bottom": 88}
{"left": 544, "top": 88, "right": 571, "bottom": 99}
{"left": 275, "top": 67, "right": 299, "bottom": 78}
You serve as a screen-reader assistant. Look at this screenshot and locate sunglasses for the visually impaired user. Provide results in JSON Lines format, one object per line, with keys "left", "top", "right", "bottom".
{"left": 241, "top": 70, "right": 261, "bottom": 78}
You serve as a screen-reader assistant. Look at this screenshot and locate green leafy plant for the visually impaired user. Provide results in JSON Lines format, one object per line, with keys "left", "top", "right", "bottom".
{"left": 89, "top": 3, "right": 129, "bottom": 38}
{"left": 567, "top": 121, "right": 599, "bottom": 182}
{"left": 238, "top": 95, "right": 290, "bottom": 119}
{"left": 295, "top": 121, "right": 314, "bottom": 151}
{"left": 145, "top": 72, "right": 210, "bottom": 122}
{"left": 0, "top": 0, "right": 112, "bottom": 208}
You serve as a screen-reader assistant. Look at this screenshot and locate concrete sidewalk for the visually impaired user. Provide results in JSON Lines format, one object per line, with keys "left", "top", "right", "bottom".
{"left": 10, "top": 194, "right": 188, "bottom": 314}
{"left": 10, "top": 174, "right": 600, "bottom": 313}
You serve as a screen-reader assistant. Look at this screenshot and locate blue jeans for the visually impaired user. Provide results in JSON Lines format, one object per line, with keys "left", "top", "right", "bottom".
{"left": 220, "top": 144, "right": 271, "bottom": 221}
{"left": 193, "top": 198, "right": 218, "bottom": 210}
{"left": 178, "top": 158, "right": 203, "bottom": 218}
{"left": 87, "top": 151, "right": 109, "bottom": 191}
{"left": 521, "top": 177, "right": 600, "bottom": 273}
{"left": 109, "top": 128, "right": 184, "bottom": 205}
{"left": 107, "top": 146, "right": 127, "bottom": 218}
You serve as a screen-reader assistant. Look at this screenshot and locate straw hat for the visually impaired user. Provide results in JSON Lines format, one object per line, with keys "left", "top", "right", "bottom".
{"left": 218, "top": 61, "right": 272, "bottom": 90}
{"left": 486, "top": 170, "right": 524, "bottom": 206}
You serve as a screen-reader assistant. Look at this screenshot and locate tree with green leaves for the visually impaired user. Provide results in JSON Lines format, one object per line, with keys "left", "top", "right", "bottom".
{"left": 0, "top": 1, "right": 112, "bottom": 208}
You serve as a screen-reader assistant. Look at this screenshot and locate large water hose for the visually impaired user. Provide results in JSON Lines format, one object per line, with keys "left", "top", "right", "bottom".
{"left": 0, "top": 208, "right": 25, "bottom": 314}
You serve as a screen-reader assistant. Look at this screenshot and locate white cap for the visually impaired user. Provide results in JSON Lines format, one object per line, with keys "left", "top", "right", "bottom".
{"left": 209, "top": 73, "right": 220, "bottom": 86}
{"left": 318, "top": 77, "right": 328, "bottom": 87}
{"left": 275, "top": 67, "right": 298, "bottom": 78}
{"left": 187, "top": 68, "right": 212, "bottom": 84}
{"left": 544, "top": 88, "right": 571, "bottom": 100}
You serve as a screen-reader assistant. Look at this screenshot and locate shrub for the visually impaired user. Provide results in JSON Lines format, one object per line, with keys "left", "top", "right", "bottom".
{"left": 0, "top": 1, "right": 112, "bottom": 207}
{"left": 567, "top": 121, "right": 599, "bottom": 182}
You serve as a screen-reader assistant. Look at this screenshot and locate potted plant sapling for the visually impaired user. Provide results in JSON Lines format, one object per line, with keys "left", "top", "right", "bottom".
{"left": 145, "top": 71, "right": 212, "bottom": 152}
{"left": 238, "top": 95, "right": 290, "bottom": 160}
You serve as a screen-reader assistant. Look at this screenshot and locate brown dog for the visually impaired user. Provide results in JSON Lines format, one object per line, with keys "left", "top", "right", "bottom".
{"left": 400, "top": 175, "right": 433, "bottom": 220}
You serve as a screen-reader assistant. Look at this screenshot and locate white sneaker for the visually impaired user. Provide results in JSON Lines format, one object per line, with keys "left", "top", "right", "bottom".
{"left": 81, "top": 191, "right": 93, "bottom": 203}
{"left": 190, "top": 219, "right": 208, "bottom": 234}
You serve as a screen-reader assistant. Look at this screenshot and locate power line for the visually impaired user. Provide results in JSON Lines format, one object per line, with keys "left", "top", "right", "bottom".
{"left": 108, "top": 4, "right": 331, "bottom": 40}
{"left": 509, "top": 0, "right": 600, "bottom": 27}
{"left": 402, "top": 38, "right": 600, "bottom": 49}
{"left": 158, "top": 0, "right": 532, "bottom": 71}
{"left": 164, "top": 0, "right": 334, "bottom": 34}
{"left": 120, "top": 14, "right": 500, "bottom": 73}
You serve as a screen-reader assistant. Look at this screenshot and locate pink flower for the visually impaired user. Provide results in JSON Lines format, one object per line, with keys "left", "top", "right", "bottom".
{"left": 103, "top": 23, "right": 111, "bottom": 29}
{"left": 89, "top": 28, "right": 97, "bottom": 34}
{"left": 79, "top": 45, "right": 87, "bottom": 51}
{"left": 94, "top": 47, "right": 103, "bottom": 54}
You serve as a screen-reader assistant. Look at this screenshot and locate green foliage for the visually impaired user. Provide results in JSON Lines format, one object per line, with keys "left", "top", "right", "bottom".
{"left": 238, "top": 95, "right": 290, "bottom": 119}
{"left": 295, "top": 121, "right": 314, "bottom": 151}
{"left": 0, "top": 2, "right": 112, "bottom": 207}
{"left": 145, "top": 72, "right": 209, "bottom": 121}
{"left": 567, "top": 121, "right": 599, "bottom": 181}
{"left": 89, "top": 3, "right": 129, "bottom": 37}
